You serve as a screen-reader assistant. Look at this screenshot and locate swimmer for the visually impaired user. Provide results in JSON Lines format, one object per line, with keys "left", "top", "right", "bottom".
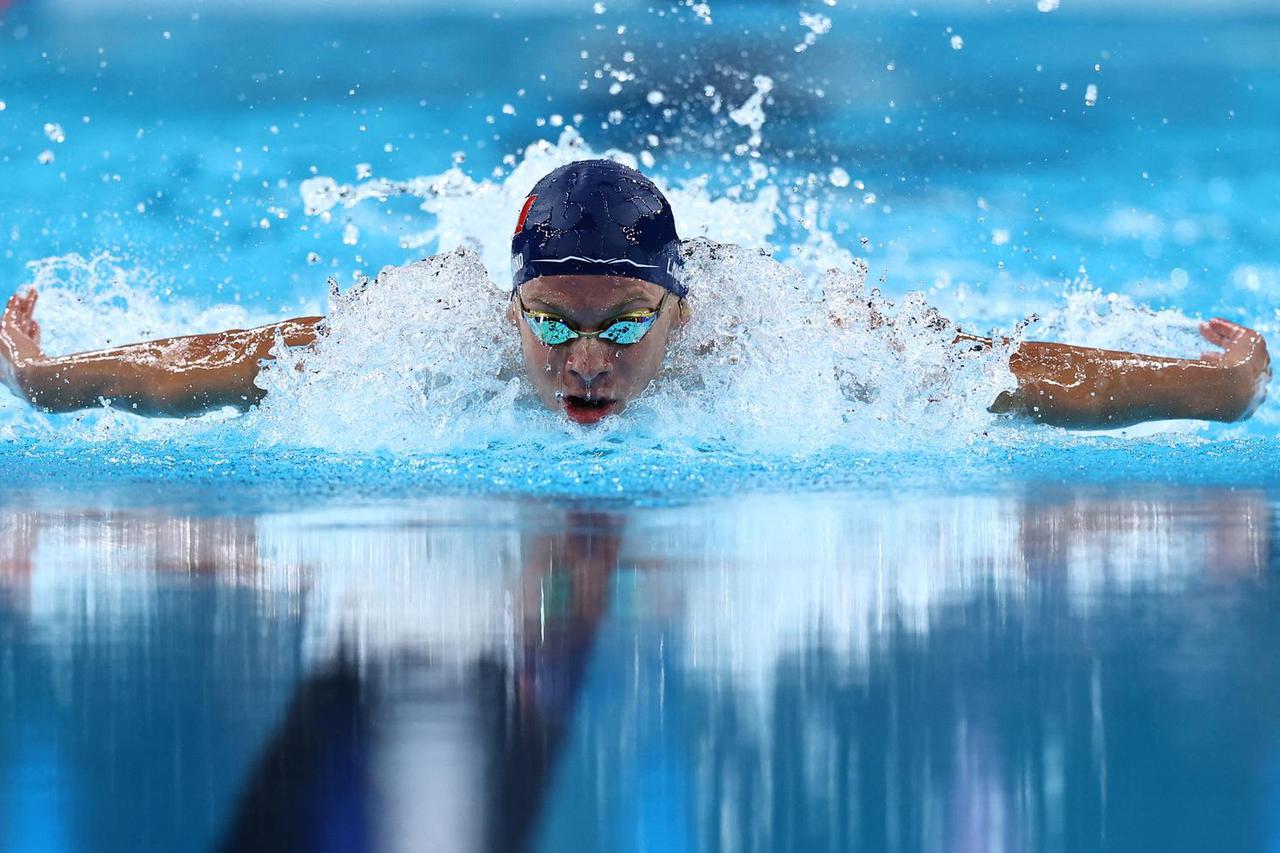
{"left": 0, "top": 160, "right": 1271, "bottom": 428}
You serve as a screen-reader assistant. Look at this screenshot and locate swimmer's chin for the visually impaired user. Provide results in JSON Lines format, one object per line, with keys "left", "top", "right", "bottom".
{"left": 561, "top": 394, "right": 620, "bottom": 425}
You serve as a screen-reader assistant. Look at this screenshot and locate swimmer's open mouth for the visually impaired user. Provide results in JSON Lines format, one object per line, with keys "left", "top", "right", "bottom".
{"left": 562, "top": 395, "right": 618, "bottom": 425}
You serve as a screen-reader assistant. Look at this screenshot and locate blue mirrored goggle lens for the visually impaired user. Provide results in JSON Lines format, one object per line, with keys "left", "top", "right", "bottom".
{"left": 598, "top": 315, "right": 656, "bottom": 345}
{"left": 525, "top": 314, "right": 577, "bottom": 345}
{"left": 524, "top": 312, "right": 658, "bottom": 346}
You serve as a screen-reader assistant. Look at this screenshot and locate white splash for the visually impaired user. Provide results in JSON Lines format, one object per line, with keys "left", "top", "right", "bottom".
{"left": 727, "top": 75, "right": 775, "bottom": 156}
{"left": 6, "top": 132, "right": 1251, "bottom": 454}
{"left": 245, "top": 235, "right": 1014, "bottom": 454}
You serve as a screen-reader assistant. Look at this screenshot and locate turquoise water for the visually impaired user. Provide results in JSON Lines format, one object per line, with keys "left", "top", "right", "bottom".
{"left": 2, "top": 1, "right": 1280, "bottom": 850}
{"left": 1, "top": 2, "right": 1278, "bottom": 489}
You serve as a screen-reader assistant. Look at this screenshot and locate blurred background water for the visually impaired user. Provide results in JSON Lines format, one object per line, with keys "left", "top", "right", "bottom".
{"left": 2, "top": 1, "right": 1280, "bottom": 851}
{"left": 4, "top": 487, "right": 1280, "bottom": 852}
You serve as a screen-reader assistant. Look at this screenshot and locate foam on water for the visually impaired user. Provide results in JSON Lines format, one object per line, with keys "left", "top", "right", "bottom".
{"left": 266, "top": 129, "right": 1016, "bottom": 453}
{"left": 3, "top": 128, "right": 1275, "bottom": 492}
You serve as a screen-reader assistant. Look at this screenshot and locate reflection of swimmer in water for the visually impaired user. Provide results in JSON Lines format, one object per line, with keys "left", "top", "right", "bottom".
{"left": 0, "top": 160, "right": 1271, "bottom": 428}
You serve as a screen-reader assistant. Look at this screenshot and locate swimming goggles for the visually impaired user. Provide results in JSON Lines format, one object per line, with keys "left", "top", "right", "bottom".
{"left": 516, "top": 291, "right": 671, "bottom": 347}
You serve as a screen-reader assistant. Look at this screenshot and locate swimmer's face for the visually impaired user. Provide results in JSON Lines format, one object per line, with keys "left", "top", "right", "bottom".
{"left": 510, "top": 275, "right": 689, "bottom": 425}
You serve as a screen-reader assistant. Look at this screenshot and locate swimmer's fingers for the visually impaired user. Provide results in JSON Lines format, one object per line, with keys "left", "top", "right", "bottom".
{"left": 19, "top": 290, "right": 40, "bottom": 345}
{"left": 1198, "top": 319, "right": 1235, "bottom": 349}
{"left": 1208, "top": 317, "right": 1249, "bottom": 336}
{"left": 3, "top": 290, "right": 41, "bottom": 347}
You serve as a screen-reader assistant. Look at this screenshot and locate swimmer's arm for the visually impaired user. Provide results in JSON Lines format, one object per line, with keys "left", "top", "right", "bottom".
{"left": 966, "top": 319, "right": 1271, "bottom": 428}
{"left": 1, "top": 289, "right": 322, "bottom": 417}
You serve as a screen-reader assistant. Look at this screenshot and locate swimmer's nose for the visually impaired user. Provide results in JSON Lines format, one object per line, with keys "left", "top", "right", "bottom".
{"left": 565, "top": 338, "right": 613, "bottom": 386}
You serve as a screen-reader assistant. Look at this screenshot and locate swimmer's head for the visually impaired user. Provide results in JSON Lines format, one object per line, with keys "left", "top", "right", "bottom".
{"left": 508, "top": 160, "right": 690, "bottom": 425}
{"left": 510, "top": 159, "right": 686, "bottom": 296}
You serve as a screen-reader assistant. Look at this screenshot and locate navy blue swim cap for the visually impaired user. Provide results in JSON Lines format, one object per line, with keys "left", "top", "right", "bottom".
{"left": 510, "top": 159, "right": 686, "bottom": 297}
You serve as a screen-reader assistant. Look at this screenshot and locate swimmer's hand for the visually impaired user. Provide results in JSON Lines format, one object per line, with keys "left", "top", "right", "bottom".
{"left": 986, "top": 317, "right": 1271, "bottom": 429}
{"left": 0, "top": 286, "right": 323, "bottom": 417}
{"left": 0, "top": 290, "right": 47, "bottom": 404}
{"left": 1195, "top": 317, "right": 1271, "bottom": 421}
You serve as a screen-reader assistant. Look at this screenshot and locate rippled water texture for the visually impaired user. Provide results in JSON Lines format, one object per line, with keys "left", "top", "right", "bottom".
{"left": 3, "top": 485, "right": 1280, "bottom": 851}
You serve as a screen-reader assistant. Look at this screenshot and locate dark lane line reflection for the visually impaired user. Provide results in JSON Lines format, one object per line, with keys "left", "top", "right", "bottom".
{"left": 0, "top": 487, "right": 1277, "bottom": 852}
{"left": 219, "top": 508, "right": 630, "bottom": 853}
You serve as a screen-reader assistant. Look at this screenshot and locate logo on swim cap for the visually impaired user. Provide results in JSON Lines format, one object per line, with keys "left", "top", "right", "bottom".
{"left": 513, "top": 195, "right": 537, "bottom": 235}
{"left": 510, "top": 159, "right": 686, "bottom": 297}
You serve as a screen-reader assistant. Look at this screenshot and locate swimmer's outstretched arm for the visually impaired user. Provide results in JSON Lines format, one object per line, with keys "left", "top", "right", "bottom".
{"left": 970, "top": 319, "right": 1272, "bottom": 428}
{"left": 0, "top": 289, "right": 322, "bottom": 417}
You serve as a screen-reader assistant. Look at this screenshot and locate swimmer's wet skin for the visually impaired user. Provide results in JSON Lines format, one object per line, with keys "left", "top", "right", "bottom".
{"left": 0, "top": 159, "right": 1271, "bottom": 429}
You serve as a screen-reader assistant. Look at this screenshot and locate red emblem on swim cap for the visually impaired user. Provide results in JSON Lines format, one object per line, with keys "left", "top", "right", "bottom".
{"left": 514, "top": 195, "right": 537, "bottom": 235}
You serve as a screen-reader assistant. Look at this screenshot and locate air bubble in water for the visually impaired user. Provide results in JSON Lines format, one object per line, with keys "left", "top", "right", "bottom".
{"left": 950, "top": 34, "right": 964, "bottom": 50}
{"left": 647, "top": 90, "right": 666, "bottom": 106}
{"left": 343, "top": 222, "right": 359, "bottom": 245}
{"left": 37, "top": 150, "right": 55, "bottom": 165}
{"left": 592, "top": 1, "right": 605, "bottom": 12}
{"left": 43, "top": 122, "right": 66, "bottom": 143}
{"left": 356, "top": 162, "right": 373, "bottom": 179}
{"left": 0, "top": 101, "right": 7, "bottom": 111}
{"left": 307, "top": 252, "right": 322, "bottom": 265}
{"left": 829, "top": 167, "right": 850, "bottom": 188}
{"left": 1036, "top": 0, "right": 1060, "bottom": 10}
{"left": 863, "top": 192, "right": 877, "bottom": 204}
{"left": 1084, "top": 84, "right": 1098, "bottom": 106}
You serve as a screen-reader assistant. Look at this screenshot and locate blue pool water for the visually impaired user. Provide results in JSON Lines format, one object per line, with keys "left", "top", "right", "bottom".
{"left": 0, "top": 1, "right": 1278, "bottom": 491}
{"left": 2, "top": 1, "right": 1280, "bottom": 850}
